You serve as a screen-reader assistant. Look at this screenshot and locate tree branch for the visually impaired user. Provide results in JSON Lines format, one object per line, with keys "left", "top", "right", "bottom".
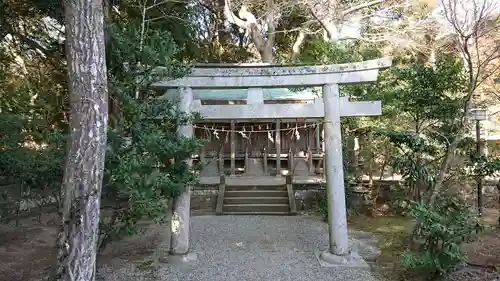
{"left": 308, "top": 5, "right": 331, "bottom": 38}
{"left": 342, "top": 0, "right": 385, "bottom": 16}
{"left": 11, "top": 31, "right": 64, "bottom": 62}
{"left": 291, "top": 28, "right": 306, "bottom": 61}
{"left": 265, "top": 0, "right": 276, "bottom": 50}
{"left": 197, "top": 0, "right": 216, "bottom": 15}
{"left": 224, "top": 0, "right": 248, "bottom": 28}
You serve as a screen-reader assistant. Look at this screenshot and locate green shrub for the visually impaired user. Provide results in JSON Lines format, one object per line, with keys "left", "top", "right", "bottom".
{"left": 402, "top": 198, "right": 482, "bottom": 278}
{"left": 0, "top": 113, "right": 65, "bottom": 223}
{"left": 98, "top": 97, "right": 203, "bottom": 250}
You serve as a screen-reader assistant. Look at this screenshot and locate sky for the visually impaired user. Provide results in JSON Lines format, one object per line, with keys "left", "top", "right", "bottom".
{"left": 432, "top": 0, "right": 500, "bottom": 36}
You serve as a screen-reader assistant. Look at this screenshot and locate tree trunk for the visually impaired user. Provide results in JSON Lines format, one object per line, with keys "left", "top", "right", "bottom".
{"left": 496, "top": 178, "right": 500, "bottom": 227}
{"left": 260, "top": 47, "right": 273, "bottom": 63}
{"left": 53, "top": 0, "right": 108, "bottom": 280}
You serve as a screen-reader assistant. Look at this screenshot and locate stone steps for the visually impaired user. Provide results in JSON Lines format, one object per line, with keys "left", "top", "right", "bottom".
{"left": 225, "top": 190, "right": 288, "bottom": 198}
{"left": 224, "top": 196, "right": 289, "bottom": 205}
{"left": 226, "top": 185, "right": 286, "bottom": 191}
{"left": 221, "top": 185, "right": 293, "bottom": 215}
{"left": 223, "top": 203, "right": 290, "bottom": 213}
{"left": 221, "top": 211, "right": 291, "bottom": 215}
{"left": 243, "top": 158, "right": 265, "bottom": 176}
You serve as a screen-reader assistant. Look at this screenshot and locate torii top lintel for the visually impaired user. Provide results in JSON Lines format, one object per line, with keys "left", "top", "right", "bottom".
{"left": 151, "top": 57, "right": 392, "bottom": 89}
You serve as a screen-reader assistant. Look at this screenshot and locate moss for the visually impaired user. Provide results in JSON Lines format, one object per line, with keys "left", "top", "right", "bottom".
{"left": 349, "top": 215, "right": 414, "bottom": 280}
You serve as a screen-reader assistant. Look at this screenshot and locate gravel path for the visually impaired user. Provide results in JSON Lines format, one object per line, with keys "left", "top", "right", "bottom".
{"left": 100, "top": 215, "right": 382, "bottom": 281}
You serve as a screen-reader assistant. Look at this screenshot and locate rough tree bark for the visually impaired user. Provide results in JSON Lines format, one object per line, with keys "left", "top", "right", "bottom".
{"left": 497, "top": 178, "right": 500, "bottom": 226}
{"left": 53, "top": 0, "right": 108, "bottom": 280}
{"left": 224, "top": 0, "right": 276, "bottom": 62}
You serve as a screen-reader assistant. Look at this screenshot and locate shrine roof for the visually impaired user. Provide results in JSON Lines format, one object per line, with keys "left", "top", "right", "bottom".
{"left": 192, "top": 88, "right": 319, "bottom": 100}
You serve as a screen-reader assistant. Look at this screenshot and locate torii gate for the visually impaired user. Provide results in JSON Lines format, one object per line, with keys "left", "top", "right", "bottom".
{"left": 154, "top": 57, "right": 392, "bottom": 267}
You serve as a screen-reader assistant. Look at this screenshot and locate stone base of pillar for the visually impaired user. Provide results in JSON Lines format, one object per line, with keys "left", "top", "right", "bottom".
{"left": 315, "top": 250, "right": 369, "bottom": 268}
{"left": 159, "top": 252, "right": 198, "bottom": 264}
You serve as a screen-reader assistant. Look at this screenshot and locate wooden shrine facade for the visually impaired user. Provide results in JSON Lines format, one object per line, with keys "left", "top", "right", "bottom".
{"left": 194, "top": 114, "right": 325, "bottom": 177}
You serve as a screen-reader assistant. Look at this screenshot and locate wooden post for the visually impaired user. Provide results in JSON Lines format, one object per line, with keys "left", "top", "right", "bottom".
{"left": 216, "top": 174, "right": 226, "bottom": 215}
{"left": 316, "top": 123, "right": 321, "bottom": 151}
{"left": 288, "top": 148, "right": 294, "bottom": 175}
{"left": 263, "top": 147, "right": 268, "bottom": 175}
{"left": 218, "top": 146, "right": 224, "bottom": 175}
{"left": 476, "top": 120, "right": 483, "bottom": 216}
{"left": 367, "top": 130, "right": 374, "bottom": 188}
{"left": 276, "top": 119, "right": 281, "bottom": 177}
{"left": 286, "top": 174, "right": 297, "bottom": 214}
{"left": 307, "top": 147, "right": 313, "bottom": 174}
{"left": 200, "top": 143, "right": 206, "bottom": 174}
{"left": 267, "top": 125, "right": 270, "bottom": 150}
{"left": 347, "top": 134, "right": 361, "bottom": 182}
{"left": 244, "top": 145, "right": 249, "bottom": 173}
{"left": 353, "top": 136, "right": 362, "bottom": 182}
{"left": 230, "top": 120, "right": 236, "bottom": 176}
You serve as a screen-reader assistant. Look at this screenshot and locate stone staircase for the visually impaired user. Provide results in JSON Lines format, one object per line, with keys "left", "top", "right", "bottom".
{"left": 243, "top": 158, "right": 265, "bottom": 176}
{"left": 218, "top": 182, "right": 296, "bottom": 215}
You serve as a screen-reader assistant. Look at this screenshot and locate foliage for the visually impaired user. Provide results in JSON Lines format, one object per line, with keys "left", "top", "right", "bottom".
{"left": 1, "top": 0, "right": 203, "bottom": 251}
{"left": 0, "top": 112, "right": 65, "bottom": 222}
{"left": 308, "top": 49, "right": 472, "bottom": 211}
{"left": 97, "top": 14, "right": 202, "bottom": 251}
{"left": 309, "top": 44, "right": 470, "bottom": 216}
{"left": 375, "top": 130, "right": 437, "bottom": 197}
{"left": 466, "top": 153, "right": 500, "bottom": 179}
{"left": 299, "top": 39, "right": 383, "bottom": 65}
{"left": 402, "top": 199, "right": 483, "bottom": 278}
{"left": 0, "top": 112, "right": 65, "bottom": 186}
{"left": 370, "top": 54, "right": 470, "bottom": 203}
{"left": 384, "top": 55, "right": 466, "bottom": 126}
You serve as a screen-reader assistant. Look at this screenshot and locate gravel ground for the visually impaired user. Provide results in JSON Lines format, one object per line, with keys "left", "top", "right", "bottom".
{"left": 99, "top": 215, "right": 382, "bottom": 281}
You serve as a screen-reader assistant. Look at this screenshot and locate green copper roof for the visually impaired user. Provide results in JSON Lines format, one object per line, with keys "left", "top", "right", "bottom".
{"left": 191, "top": 88, "right": 320, "bottom": 100}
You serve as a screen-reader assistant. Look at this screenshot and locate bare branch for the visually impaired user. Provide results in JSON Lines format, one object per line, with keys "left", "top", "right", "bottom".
{"left": 224, "top": 0, "right": 248, "bottom": 28}
{"left": 265, "top": 0, "right": 276, "bottom": 49}
{"left": 146, "top": 0, "right": 171, "bottom": 11}
{"left": 342, "top": 0, "right": 385, "bottom": 16}
{"left": 291, "top": 28, "right": 306, "bottom": 61}
{"left": 13, "top": 32, "right": 63, "bottom": 61}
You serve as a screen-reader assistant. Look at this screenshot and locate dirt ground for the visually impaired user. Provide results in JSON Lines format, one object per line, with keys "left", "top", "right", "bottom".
{"left": 0, "top": 210, "right": 499, "bottom": 281}
{"left": 0, "top": 214, "right": 58, "bottom": 281}
{"left": 0, "top": 213, "right": 166, "bottom": 281}
{"left": 348, "top": 208, "right": 500, "bottom": 281}
{"left": 451, "top": 208, "right": 500, "bottom": 281}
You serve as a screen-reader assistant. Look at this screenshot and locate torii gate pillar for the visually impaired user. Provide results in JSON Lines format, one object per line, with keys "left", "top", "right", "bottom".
{"left": 316, "top": 84, "right": 367, "bottom": 267}
{"left": 323, "top": 84, "right": 349, "bottom": 255}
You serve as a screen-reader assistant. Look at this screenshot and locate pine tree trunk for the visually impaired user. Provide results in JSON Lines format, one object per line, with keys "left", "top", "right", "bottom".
{"left": 53, "top": 0, "right": 108, "bottom": 280}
